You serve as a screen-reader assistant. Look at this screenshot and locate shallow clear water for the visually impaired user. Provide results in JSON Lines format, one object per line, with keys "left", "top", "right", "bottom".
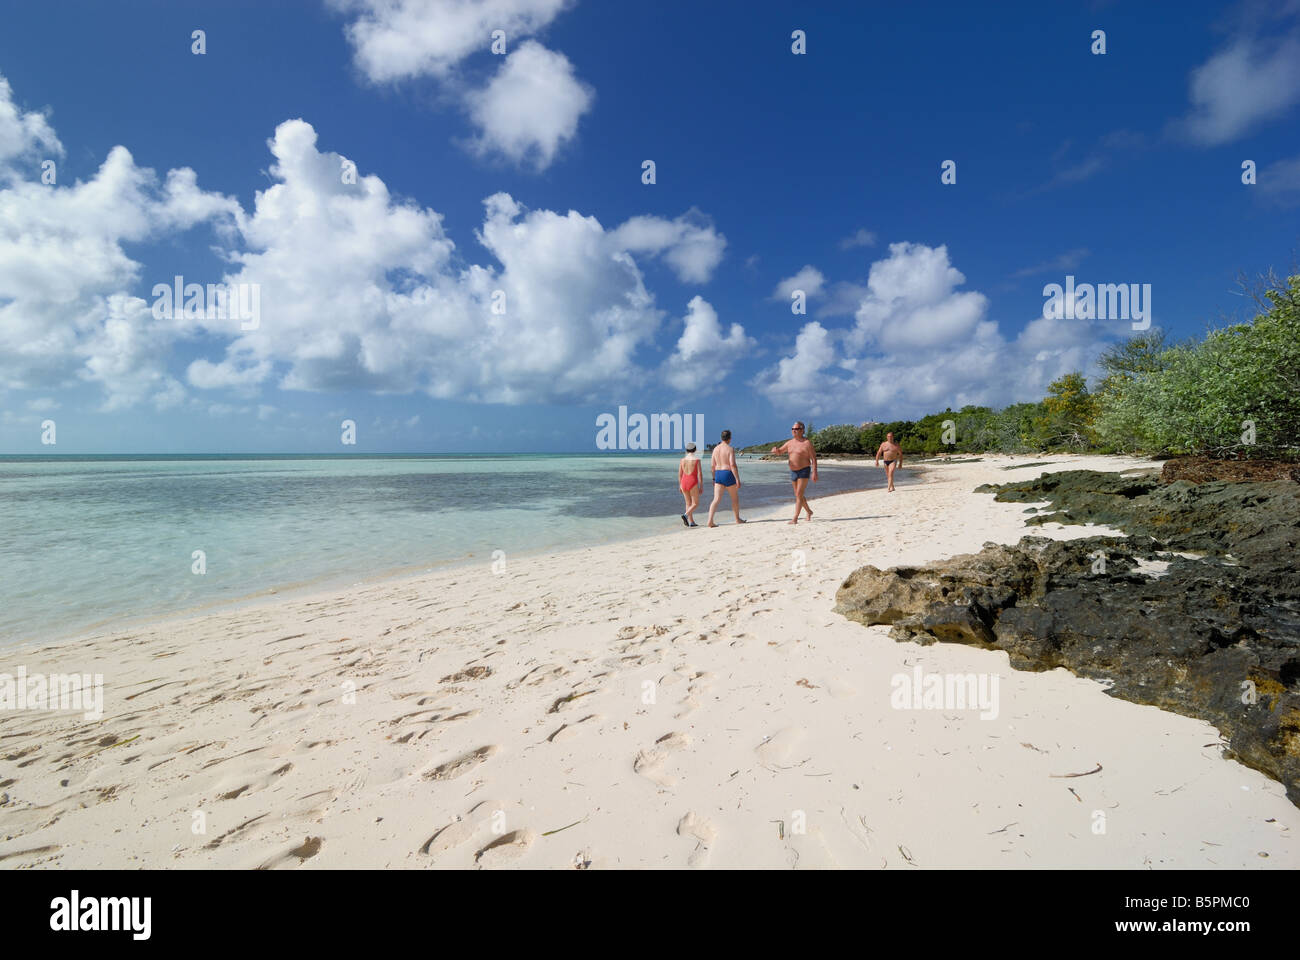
{"left": 0, "top": 453, "right": 907, "bottom": 644}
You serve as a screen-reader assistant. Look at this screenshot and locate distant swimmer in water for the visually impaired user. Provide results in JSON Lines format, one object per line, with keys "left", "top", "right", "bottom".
{"left": 678, "top": 442, "right": 702, "bottom": 527}
{"left": 707, "top": 429, "right": 745, "bottom": 527}
{"left": 874, "top": 431, "right": 903, "bottom": 492}
{"left": 770, "top": 420, "right": 818, "bottom": 524}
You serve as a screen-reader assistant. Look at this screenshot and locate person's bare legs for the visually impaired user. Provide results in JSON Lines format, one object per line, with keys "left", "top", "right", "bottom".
{"left": 707, "top": 483, "right": 726, "bottom": 527}
{"left": 728, "top": 487, "right": 744, "bottom": 523}
{"left": 886, "top": 462, "right": 897, "bottom": 492}
{"left": 787, "top": 478, "right": 811, "bottom": 523}
{"left": 686, "top": 487, "right": 700, "bottom": 525}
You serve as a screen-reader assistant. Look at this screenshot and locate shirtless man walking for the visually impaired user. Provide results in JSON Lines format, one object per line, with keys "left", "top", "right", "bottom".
{"left": 874, "top": 431, "right": 903, "bottom": 492}
{"left": 770, "top": 421, "right": 818, "bottom": 524}
{"left": 706, "top": 429, "right": 745, "bottom": 527}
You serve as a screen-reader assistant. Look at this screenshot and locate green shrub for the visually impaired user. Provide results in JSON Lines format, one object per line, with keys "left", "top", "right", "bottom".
{"left": 1093, "top": 275, "right": 1300, "bottom": 458}
{"left": 809, "top": 423, "right": 862, "bottom": 454}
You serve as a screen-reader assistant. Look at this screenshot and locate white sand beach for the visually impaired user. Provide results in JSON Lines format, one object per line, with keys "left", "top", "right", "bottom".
{"left": 2, "top": 454, "right": 1296, "bottom": 869}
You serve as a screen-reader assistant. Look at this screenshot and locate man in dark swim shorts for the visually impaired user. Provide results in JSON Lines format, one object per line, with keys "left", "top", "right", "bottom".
{"left": 707, "top": 429, "right": 745, "bottom": 527}
{"left": 770, "top": 421, "right": 818, "bottom": 524}
{"left": 874, "top": 431, "right": 903, "bottom": 493}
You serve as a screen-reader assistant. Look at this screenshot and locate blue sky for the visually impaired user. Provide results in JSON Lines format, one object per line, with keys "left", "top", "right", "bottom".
{"left": 1, "top": 0, "right": 1297, "bottom": 453}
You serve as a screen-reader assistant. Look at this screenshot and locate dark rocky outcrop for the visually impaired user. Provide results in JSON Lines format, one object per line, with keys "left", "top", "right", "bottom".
{"left": 835, "top": 469, "right": 1300, "bottom": 805}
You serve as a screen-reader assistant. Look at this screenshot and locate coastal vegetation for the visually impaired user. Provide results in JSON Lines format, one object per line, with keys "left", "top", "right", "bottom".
{"left": 753, "top": 271, "right": 1300, "bottom": 461}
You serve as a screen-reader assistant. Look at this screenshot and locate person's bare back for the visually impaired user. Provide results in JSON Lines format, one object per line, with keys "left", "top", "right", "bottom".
{"left": 710, "top": 441, "right": 737, "bottom": 476}
{"left": 706, "top": 429, "right": 744, "bottom": 526}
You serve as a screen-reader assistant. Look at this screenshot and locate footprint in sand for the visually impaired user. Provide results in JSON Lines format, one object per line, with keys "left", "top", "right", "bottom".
{"left": 825, "top": 679, "right": 858, "bottom": 699}
{"left": 474, "top": 829, "right": 535, "bottom": 867}
{"left": 283, "top": 788, "right": 337, "bottom": 822}
{"left": 547, "top": 689, "right": 599, "bottom": 714}
{"left": 438, "top": 709, "right": 481, "bottom": 725}
{"left": 205, "top": 813, "right": 270, "bottom": 850}
{"left": 423, "top": 745, "right": 499, "bottom": 781}
{"left": 506, "top": 664, "right": 566, "bottom": 690}
{"left": 756, "top": 727, "right": 805, "bottom": 768}
{"left": 418, "top": 796, "right": 493, "bottom": 858}
{"left": 0, "top": 844, "right": 61, "bottom": 867}
{"left": 633, "top": 732, "right": 691, "bottom": 788}
{"left": 421, "top": 817, "right": 478, "bottom": 858}
{"left": 784, "top": 827, "right": 840, "bottom": 869}
{"left": 420, "top": 799, "right": 503, "bottom": 859}
{"left": 255, "top": 835, "right": 323, "bottom": 870}
{"left": 675, "top": 670, "right": 714, "bottom": 719}
{"left": 547, "top": 714, "right": 603, "bottom": 743}
{"left": 440, "top": 665, "right": 492, "bottom": 683}
{"left": 676, "top": 811, "right": 717, "bottom": 867}
{"left": 216, "top": 762, "right": 294, "bottom": 801}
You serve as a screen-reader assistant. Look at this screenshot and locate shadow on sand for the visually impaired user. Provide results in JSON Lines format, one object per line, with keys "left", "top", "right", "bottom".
{"left": 698, "top": 515, "right": 889, "bottom": 525}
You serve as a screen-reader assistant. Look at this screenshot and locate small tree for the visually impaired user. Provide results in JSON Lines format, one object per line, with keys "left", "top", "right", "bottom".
{"left": 911, "top": 410, "right": 954, "bottom": 455}
{"left": 1038, "top": 372, "right": 1096, "bottom": 450}
{"left": 810, "top": 423, "right": 861, "bottom": 453}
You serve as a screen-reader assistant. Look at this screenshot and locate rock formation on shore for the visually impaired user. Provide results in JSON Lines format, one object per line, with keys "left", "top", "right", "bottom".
{"left": 834, "top": 469, "right": 1300, "bottom": 805}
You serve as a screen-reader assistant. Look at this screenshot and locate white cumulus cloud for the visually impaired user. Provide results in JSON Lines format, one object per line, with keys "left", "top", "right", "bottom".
{"left": 331, "top": 0, "right": 571, "bottom": 81}
{"left": 757, "top": 242, "right": 1113, "bottom": 418}
{"left": 0, "top": 75, "right": 60, "bottom": 171}
{"left": 772, "top": 265, "right": 825, "bottom": 301}
{"left": 330, "top": 0, "right": 592, "bottom": 170}
{"left": 607, "top": 211, "right": 727, "bottom": 284}
{"left": 0, "top": 72, "right": 731, "bottom": 413}
{"left": 187, "top": 119, "right": 726, "bottom": 404}
{"left": 465, "top": 41, "right": 592, "bottom": 169}
{"left": 663, "top": 296, "right": 753, "bottom": 393}
{"left": 0, "top": 75, "right": 238, "bottom": 409}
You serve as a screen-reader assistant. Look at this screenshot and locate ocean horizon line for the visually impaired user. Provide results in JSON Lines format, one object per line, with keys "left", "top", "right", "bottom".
{"left": 0, "top": 450, "right": 705, "bottom": 460}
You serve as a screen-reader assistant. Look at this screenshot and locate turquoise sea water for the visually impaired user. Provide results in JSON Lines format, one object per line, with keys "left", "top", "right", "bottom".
{"left": 0, "top": 454, "right": 907, "bottom": 645}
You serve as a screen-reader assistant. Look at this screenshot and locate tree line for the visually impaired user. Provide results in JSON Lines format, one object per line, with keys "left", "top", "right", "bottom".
{"left": 759, "top": 271, "right": 1300, "bottom": 460}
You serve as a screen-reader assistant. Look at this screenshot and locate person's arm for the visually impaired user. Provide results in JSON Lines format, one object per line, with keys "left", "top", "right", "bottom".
{"left": 874, "top": 443, "right": 883, "bottom": 466}
{"left": 810, "top": 444, "right": 818, "bottom": 481}
{"left": 770, "top": 440, "right": 788, "bottom": 455}
{"left": 731, "top": 450, "right": 740, "bottom": 486}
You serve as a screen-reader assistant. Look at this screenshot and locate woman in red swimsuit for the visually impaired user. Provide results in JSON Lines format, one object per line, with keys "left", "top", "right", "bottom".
{"left": 678, "top": 442, "right": 702, "bottom": 527}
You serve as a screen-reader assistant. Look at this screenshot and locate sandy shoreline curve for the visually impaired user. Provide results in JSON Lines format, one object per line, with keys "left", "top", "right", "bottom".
{"left": 2, "top": 453, "right": 1295, "bottom": 869}
{"left": 5, "top": 459, "right": 911, "bottom": 653}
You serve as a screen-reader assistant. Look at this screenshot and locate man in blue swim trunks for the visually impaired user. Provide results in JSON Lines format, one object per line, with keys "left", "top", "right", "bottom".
{"left": 707, "top": 429, "right": 746, "bottom": 527}
{"left": 771, "top": 421, "right": 818, "bottom": 524}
